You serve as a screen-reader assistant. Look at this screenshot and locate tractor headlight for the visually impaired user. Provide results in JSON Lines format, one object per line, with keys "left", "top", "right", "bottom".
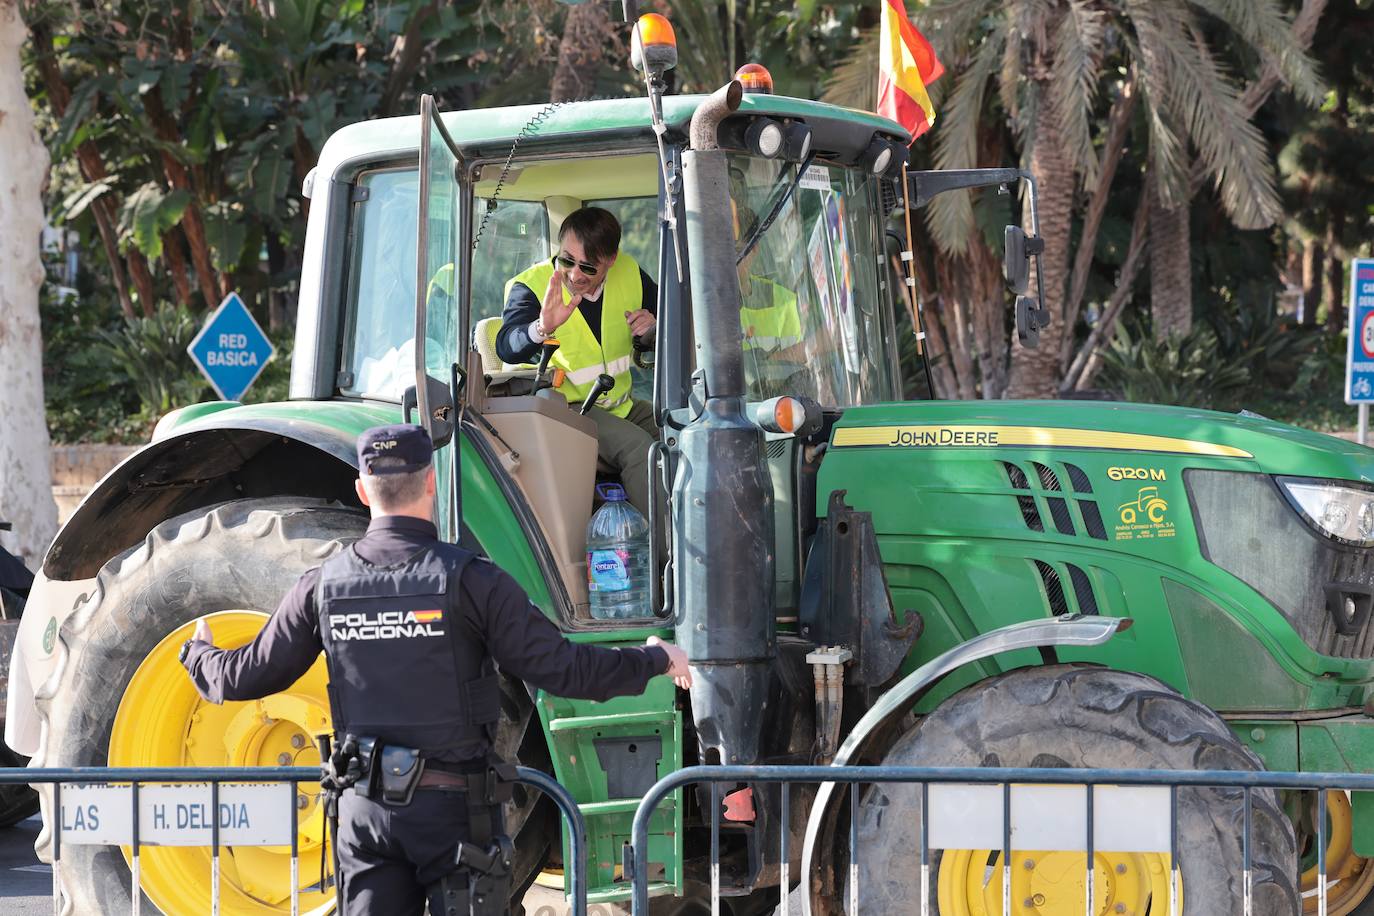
{"left": 1276, "top": 476, "right": 1374, "bottom": 547}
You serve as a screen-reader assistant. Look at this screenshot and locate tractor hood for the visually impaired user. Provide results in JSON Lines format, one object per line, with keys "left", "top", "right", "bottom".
{"left": 829, "top": 400, "right": 1374, "bottom": 483}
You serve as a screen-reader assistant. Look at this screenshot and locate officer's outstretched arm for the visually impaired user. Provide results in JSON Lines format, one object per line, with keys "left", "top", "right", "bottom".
{"left": 472, "top": 563, "right": 672, "bottom": 701}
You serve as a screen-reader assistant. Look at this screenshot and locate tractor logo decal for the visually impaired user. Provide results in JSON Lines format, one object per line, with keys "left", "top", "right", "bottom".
{"left": 831, "top": 425, "right": 1253, "bottom": 458}
{"left": 1114, "top": 486, "right": 1176, "bottom": 541}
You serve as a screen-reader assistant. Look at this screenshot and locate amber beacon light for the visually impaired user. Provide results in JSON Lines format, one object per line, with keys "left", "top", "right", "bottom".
{"left": 632, "top": 13, "right": 678, "bottom": 74}
{"left": 735, "top": 63, "right": 774, "bottom": 95}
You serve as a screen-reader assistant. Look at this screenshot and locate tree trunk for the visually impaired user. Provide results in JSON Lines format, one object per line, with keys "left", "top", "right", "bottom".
{"left": 0, "top": 0, "right": 59, "bottom": 568}
{"left": 1007, "top": 77, "right": 1074, "bottom": 398}
{"left": 1150, "top": 171, "right": 1192, "bottom": 340}
{"left": 551, "top": 2, "right": 610, "bottom": 102}
{"left": 1325, "top": 216, "right": 1346, "bottom": 333}
{"left": 144, "top": 86, "right": 222, "bottom": 309}
{"left": 1301, "top": 238, "right": 1323, "bottom": 326}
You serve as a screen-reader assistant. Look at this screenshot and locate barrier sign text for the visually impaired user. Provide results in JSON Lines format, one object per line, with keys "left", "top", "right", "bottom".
{"left": 60, "top": 782, "right": 295, "bottom": 847}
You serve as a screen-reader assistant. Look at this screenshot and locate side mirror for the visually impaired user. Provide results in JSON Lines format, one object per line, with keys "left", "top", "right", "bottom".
{"left": 1004, "top": 226, "right": 1044, "bottom": 295}
{"left": 403, "top": 375, "right": 455, "bottom": 448}
{"left": 1015, "top": 296, "right": 1052, "bottom": 348}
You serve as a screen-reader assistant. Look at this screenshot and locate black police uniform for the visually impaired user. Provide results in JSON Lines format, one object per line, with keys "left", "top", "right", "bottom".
{"left": 182, "top": 514, "right": 669, "bottom": 914}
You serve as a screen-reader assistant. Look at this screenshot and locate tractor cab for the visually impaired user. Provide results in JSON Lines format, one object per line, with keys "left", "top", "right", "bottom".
{"left": 324, "top": 83, "right": 915, "bottom": 623}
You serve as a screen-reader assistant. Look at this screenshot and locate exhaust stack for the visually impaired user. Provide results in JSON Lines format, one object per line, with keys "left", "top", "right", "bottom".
{"left": 673, "top": 80, "right": 775, "bottom": 765}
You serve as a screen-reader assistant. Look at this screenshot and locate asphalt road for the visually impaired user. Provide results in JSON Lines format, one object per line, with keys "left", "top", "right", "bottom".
{"left": 1, "top": 814, "right": 52, "bottom": 915}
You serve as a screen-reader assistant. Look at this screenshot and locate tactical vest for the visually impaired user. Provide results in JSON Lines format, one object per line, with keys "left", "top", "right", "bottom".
{"left": 316, "top": 544, "right": 500, "bottom": 757}
{"left": 505, "top": 252, "right": 643, "bottom": 418}
{"left": 740, "top": 275, "right": 802, "bottom": 351}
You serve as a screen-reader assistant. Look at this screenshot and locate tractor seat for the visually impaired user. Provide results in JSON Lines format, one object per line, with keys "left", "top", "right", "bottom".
{"left": 473, "top": 317, "right": 539, "bottom": 386}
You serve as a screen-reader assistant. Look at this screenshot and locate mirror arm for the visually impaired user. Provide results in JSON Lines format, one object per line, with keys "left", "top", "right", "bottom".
{"left": 905, "top": 168, "right": 1025, "bottom": 209}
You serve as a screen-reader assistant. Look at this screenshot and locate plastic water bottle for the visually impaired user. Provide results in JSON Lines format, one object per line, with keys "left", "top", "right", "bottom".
{"left": 586, "top": 483, "right": 652, "bottom": 619}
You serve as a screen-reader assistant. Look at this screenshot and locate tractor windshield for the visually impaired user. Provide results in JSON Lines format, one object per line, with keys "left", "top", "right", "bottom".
{"left": 728, "top": 155, "right": 901, "bottom": 407}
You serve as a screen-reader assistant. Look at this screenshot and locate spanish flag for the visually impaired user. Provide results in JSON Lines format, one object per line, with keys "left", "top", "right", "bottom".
{"left": 877, "top": 0, "right": 943, "bottom": 143}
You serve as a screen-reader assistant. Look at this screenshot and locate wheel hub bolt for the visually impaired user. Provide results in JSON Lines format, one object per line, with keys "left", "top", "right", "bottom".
{"left": 278, "top": 752, "right": 292, "bottom": 765}
{"left": 1115, "top": 863, "right": 1127, "bottom": 874}
{"left": 1115, "top": 905, "right": 1126, "bottom": 914}
{"left": 1023, "top": 858, "right": 1035, "bottom": 870}
{"left": 291, "top": 734, "right": 306, "bottom": 749}
{"left": 297, "top": 794, "right": 309, "bottom": 810}
{"left": 1032, "top": 893, "right": 1046, "bottom": 906}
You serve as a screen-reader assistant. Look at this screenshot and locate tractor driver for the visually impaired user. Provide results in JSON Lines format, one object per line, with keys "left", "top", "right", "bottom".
{"left": 179, "top": 424, "right": 691, "bottom": 915}
{"left": 735, "top": 203, "right": 806, "bottom": 399}
{"left": 496, "top": 207, "right": 660, "bottom": 521}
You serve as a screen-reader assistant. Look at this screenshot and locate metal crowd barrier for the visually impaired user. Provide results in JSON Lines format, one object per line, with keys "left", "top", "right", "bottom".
{"left": 628, "top": 763, "right": 1374, "bottom": 916}
{"left": 1, "top": 764, "right": 588, "bottom": 916}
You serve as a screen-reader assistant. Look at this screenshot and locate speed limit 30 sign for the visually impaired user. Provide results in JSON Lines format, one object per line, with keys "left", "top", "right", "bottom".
{"left": 1346, "top": 258, "right": 1374, "bottom": 403}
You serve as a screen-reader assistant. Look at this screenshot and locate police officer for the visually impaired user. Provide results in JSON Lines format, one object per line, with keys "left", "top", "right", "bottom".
{"left": 181, "top": 424, "right": 691, "bottom": 915}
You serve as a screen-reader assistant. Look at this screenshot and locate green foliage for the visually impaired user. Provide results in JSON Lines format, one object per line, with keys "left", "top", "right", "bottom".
{"left": 1099, "top": 323, "right": 1252, "bottom": 408}
{"left": 93, "top": 304, "right": 210, "bottom": 416}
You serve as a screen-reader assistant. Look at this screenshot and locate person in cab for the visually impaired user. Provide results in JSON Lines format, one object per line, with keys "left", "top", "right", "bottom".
{"left": 496, "top": 207, "right": 659, "bottom": 520}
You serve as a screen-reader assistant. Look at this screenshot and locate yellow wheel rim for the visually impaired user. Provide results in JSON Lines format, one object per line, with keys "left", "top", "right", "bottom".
{"left": 1301, "top": 792, "right": 1374, "bottom": 916}
{"left": 109, "top": 610, "right": 336, "bottom": 915}
{"left": 937, "top": 848, "right": 1176, "bottom": 916}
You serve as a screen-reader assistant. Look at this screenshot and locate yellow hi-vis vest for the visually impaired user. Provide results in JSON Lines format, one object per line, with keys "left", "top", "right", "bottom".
{"left": 740, "top": 276, "right": 802, "bottom": 351}
{"left": 506, "top": 253, "right": 643, "bottom": 417}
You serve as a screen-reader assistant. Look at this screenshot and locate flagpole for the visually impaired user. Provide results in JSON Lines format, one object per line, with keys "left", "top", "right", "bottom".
{"left": 897, "top": 164, "right": 924, "bottom": 357}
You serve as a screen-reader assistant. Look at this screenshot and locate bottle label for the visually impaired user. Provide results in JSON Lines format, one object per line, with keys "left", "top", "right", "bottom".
{"left": 588, "top": 548, "right": 631, "bottom": 592}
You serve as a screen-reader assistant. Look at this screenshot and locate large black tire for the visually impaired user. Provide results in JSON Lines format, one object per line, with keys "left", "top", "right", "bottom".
{"left": 0, "top": 739, "right": 39, "bottom": 827}
{"left": 851, "top": 664, "right": 1298, "bottom": 915}
{"left": 34, "top": 499, "right": 365, "bottom": 913}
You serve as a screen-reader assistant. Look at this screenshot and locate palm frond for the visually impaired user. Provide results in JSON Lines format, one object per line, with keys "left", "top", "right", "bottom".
{"left": 1051, "top": 0, "right": 1106, "bottom": 185}
{"left": 1154, "top": 10, "right": 1283, "bottom": 227}
{"left": 820, "top": 27, "right": 880, "bottom": 111}
{"left": 1189, "top": 0, "right": 1325, "bottom": 105}
{"left": 928, "top": 28, "right": 1006, "bottom": 254}
{"left": 1123, "top": 0, "right": 1189, "bottom": 208}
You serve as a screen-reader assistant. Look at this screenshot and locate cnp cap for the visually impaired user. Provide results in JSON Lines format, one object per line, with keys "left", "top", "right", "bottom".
{"left": 357, "top": 424, "right": 432, "bottom": 475}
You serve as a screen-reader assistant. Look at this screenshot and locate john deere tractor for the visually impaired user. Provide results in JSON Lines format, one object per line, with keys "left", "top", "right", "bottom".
{"left": 8, "top": 10, "right": 1374, "bottom": 916}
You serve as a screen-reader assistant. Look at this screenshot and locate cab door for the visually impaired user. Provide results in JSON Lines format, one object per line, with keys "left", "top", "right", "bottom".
{"left": 413, "top": 93, "right": 468, "bottom": 540}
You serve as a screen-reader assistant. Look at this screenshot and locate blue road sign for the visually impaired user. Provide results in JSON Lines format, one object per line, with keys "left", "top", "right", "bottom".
{"left": 187, "top": 292, "right": 275, "bottom": 402}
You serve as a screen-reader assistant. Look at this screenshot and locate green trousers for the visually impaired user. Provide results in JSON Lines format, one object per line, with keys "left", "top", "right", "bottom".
{"left": 586, "top": 398, "right": 660, "bottom": 521}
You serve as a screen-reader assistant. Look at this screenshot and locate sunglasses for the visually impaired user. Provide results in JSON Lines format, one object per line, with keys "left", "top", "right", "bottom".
{"left": 553, "top": 253, "right": 600, "bottom": 277}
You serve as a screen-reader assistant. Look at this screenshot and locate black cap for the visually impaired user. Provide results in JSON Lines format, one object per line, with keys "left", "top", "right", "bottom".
{"left": 357, "top": 424, "right": 433, "bottom": 475}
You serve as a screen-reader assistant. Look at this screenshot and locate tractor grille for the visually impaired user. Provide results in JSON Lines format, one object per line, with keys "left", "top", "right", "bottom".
{"left": 1187, "top": 469, "right": 1374, "bottom": 660}
{"left": 1003, "top": 461, "right": 1108, "bottom": 542}
{"left": 1032, "top": 559, "right": 1101, "bottom": 616}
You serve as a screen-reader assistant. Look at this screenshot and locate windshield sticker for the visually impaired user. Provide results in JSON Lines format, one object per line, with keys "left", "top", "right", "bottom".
{"left": 823, "top": 192, "right": 861, "bottom": 374}
{"left": 807, "top": 214, "right": 835, "bottom": 318}
{"left": 799, "top": 164, "right": 831, "bottom": 191}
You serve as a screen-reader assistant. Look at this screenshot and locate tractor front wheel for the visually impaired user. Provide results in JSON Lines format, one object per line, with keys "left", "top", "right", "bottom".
{"left": 851, "top": 664, "right": 1298, "bottom": 915}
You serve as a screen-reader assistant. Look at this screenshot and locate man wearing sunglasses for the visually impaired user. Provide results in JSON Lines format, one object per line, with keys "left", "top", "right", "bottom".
{"left": 497, "top": 206, "right": 660, "bottom": 520}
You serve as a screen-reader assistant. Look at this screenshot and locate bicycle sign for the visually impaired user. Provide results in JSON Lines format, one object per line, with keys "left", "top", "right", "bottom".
{"left": 1345, "top": 258, "right": 1374, "bottom": 404}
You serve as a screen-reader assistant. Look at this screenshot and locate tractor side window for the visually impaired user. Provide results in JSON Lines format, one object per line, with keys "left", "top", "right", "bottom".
{"left": 340, "top": 167, "right": 419, "bottom": 400}
{"left": 471, "top": 199, "right": 551, "bottom": 324}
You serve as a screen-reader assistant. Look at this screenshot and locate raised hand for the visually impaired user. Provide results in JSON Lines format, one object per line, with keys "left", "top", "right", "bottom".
{"left": 540, "top": 269, "right": 581, "bottom": 335}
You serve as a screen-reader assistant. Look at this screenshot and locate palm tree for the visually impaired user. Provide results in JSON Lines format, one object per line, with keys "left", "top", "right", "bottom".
{"left": 830, "top": 0, "right": 1321, "bottom": 397}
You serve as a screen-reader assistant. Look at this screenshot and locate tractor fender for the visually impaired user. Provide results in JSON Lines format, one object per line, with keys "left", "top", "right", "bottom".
{"left": 798, "top": 614, "right": 1130, "bottom": 915}
{"left": 4, "top": 415, "right": 363, "bottom": 757}
{"left": 44, "top": 415, "right": 362, "bottom": 582}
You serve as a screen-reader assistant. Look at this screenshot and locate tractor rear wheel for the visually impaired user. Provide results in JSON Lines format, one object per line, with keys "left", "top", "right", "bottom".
{"left": 35, "top": 499, "right": 364, "bottom": 915}
{"left": 851, "top": 664, "right": 1299, "bottom": 915}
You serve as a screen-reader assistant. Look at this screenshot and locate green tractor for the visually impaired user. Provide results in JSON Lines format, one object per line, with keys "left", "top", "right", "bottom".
{"left": 8, "top": 13, "right": 1374, "bottom": 916}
